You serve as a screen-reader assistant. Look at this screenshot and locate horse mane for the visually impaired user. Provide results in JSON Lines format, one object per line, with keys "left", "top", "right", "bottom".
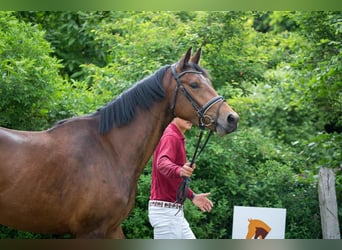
{"left": 95, "top": 65, "right": 170, "bottom": 134}
{"left": 51, "top": 62, "right": 208, "bottom": 134}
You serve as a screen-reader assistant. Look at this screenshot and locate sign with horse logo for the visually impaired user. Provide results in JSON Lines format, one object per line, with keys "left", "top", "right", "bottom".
{"left": 232, "top": 206, "right": 286, "bottom": 239}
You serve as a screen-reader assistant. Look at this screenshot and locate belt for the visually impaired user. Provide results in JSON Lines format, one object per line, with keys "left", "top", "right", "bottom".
{"left": 149, "top": 200, "right": 183, "bottom": 210}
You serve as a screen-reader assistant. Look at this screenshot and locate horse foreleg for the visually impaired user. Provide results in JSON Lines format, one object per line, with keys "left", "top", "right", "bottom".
{"left": 106, "top": 226, "right": 125, "bottom": 239}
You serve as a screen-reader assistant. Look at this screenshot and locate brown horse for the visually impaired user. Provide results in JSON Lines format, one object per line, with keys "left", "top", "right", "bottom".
{"left": 0, "top": 47, "right": 239, "bottom": 238}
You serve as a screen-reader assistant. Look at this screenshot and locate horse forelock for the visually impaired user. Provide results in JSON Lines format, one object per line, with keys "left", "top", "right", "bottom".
{"left": 188, "top": 62, "right": 210, "bottom": 78}
{"left": 97, "top": 65, "right": 170, "bottom": 134}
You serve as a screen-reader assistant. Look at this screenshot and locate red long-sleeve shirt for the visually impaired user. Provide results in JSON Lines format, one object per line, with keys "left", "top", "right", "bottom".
{"left": 150, "top": 122, "right": 194, "bottom": 204}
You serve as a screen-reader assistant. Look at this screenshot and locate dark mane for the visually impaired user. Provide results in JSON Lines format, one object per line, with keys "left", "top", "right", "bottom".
{"left": 50, "top": 63, "right": 208, "bottom": 134}
{"left": 96, "top": 65, "right": 170, "bottom": 134}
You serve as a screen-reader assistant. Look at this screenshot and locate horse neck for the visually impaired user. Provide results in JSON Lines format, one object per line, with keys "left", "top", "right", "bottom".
{"left": 105, "top": 99, "right": 173, "bottom": 177}
{"left": 102, "top": 68, "right": 176, "bottom": 182}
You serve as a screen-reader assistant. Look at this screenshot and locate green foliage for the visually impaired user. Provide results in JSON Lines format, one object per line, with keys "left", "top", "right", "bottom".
{"left": 0, "top": 12, "right": 65, "bottom": 130}
{"left": 82, "top": 11, "right": 204, "bottom": 89}
{"left": 15, "top": 11, "right": 109, "bottom": 80}
{"left": 290, "top": 12, "right": 342, "bottom": 132}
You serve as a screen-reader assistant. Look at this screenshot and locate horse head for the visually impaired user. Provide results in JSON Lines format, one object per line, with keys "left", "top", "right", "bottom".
{"left": 170, "top": 47, "right": 239, "bottom": 136}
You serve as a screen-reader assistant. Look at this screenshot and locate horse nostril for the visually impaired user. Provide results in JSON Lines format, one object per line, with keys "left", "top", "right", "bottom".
{"left": 227, "top": 113, "right": 237, "bottom": 123}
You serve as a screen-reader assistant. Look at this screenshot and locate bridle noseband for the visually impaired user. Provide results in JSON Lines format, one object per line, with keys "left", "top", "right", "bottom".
{"left": 170, "top": 64, "right": 225, "bottom": 206}
{"left": 170, "top": 64, "right": 224, "bottom": 128}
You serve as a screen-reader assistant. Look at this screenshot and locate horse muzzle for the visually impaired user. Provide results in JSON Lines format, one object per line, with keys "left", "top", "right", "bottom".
{"left": 216, "top": 111, "right": 239, "bottom": 136}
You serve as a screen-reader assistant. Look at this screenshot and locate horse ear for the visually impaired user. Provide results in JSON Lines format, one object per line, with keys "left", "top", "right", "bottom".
{"left": 179, "top": 47, "right": 192, "bottom": 69}
{"left": 191, "top": 47, "right": 202, "bottom": 65}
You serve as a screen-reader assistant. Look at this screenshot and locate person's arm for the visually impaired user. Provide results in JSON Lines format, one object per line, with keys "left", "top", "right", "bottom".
{"left": 156, "top": 135, "right": 183, "bottom": 178}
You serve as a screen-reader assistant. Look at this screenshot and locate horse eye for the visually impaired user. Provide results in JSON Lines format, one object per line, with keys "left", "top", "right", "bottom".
{"left": 189, "top": 82, "right": 199, "bottom": 89}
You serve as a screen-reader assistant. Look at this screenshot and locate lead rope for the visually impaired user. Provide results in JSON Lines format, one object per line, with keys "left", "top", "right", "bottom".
{"left": 174, "top": 126, "right": 213, "bottom": 215}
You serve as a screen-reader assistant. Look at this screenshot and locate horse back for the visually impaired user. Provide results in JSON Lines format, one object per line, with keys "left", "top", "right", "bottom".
{"left": 0, "top": 117, "right": 104, "bottom": 191}
{"left": 0, "top": 127, "right": 49, "bottom": 183}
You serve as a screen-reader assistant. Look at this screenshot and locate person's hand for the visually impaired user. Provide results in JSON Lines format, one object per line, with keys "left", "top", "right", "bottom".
{"left": 179, "top": 162, "right": 195, "bottom": 177}
{"left": 192, "top": 193, "right": 213, "bottom": 212}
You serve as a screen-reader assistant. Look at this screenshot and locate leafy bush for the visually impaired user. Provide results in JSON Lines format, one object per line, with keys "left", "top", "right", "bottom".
{"left": 16, "top": 11, "right": 109, "bottom": 80}
{"left": 0, "top": 12, "right": 65, "bottom": 130}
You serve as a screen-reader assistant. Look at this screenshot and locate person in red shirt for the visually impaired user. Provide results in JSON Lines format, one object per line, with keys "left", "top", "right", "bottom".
{"left": 148, "top": 117, "right": 213, "bottom": 239}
